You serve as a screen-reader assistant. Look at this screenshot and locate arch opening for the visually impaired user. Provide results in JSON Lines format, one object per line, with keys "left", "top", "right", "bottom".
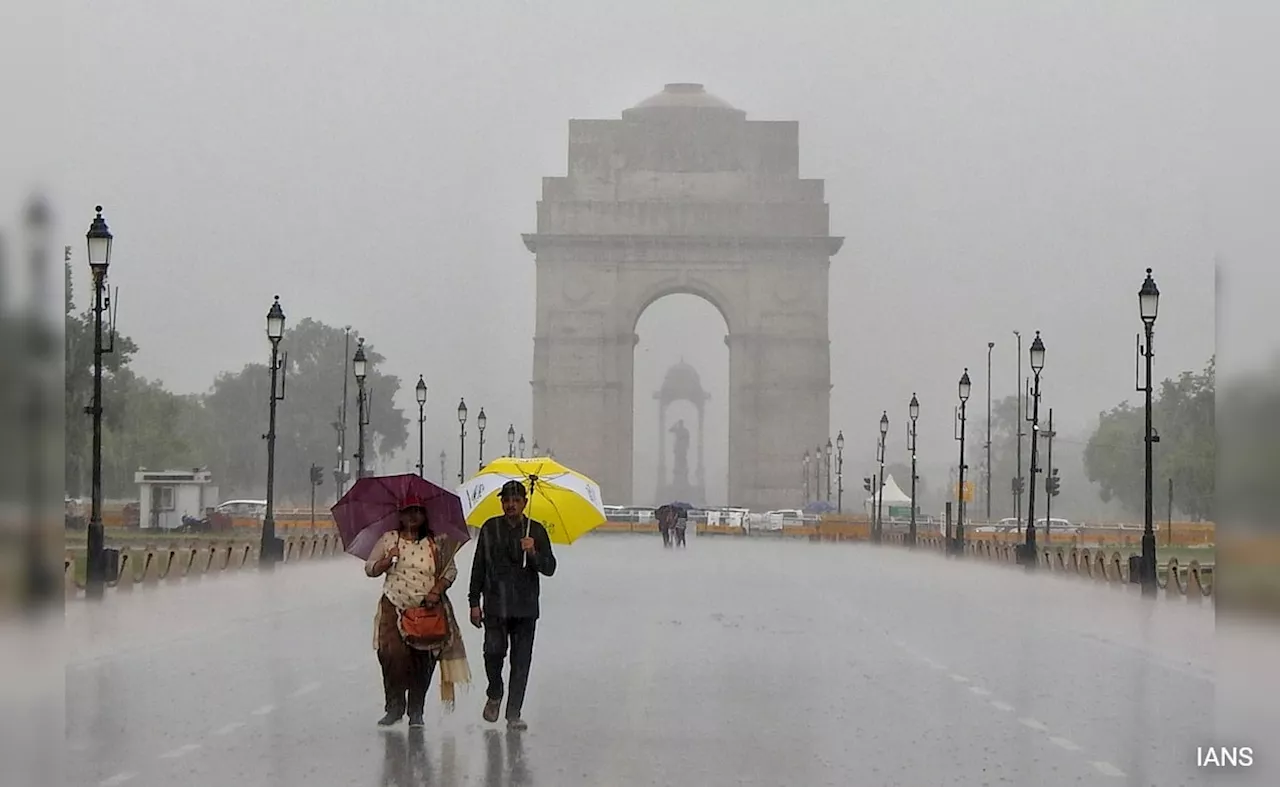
{"left": 631, "top": 294, "right": 729, "bottom": 508}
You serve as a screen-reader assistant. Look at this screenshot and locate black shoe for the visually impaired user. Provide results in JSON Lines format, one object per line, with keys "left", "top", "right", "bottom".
{"left": 378, "top": 711, "right": 403, "bottom": 726}
{"left": 408, "top": 713, "right": 425, "bottom": 728}
{"left": 507, "top": 716, "right": 528, "bottom": 731}
{"left": 483, "top": 698, "right": 502, "bottom": 723}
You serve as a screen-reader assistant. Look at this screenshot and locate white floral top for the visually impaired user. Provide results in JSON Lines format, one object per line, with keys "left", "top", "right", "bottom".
{"left": 365, "top": 531, "right": 450, "bottom": 611}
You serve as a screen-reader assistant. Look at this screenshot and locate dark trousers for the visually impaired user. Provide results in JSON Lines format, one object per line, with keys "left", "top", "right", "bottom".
{"left": 483, "top": 616, "right": 537, "bottom": 718}
{"left": 377, "top": 596, "right": 438, "bottom": 716}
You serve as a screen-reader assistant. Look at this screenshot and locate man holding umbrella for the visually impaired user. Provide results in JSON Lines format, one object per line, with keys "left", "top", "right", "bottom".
{"left": 468, "top": 479, "right": 557, "bottom": 730}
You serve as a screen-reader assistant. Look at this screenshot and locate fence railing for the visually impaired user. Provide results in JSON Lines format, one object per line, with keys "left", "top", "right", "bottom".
{"left": 64, "top": 531, "right": 342, "bottom": 599}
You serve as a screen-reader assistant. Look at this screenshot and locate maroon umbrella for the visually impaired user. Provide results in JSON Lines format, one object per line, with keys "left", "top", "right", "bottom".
{"left": 331, "top": 474, "right": 469, "bottom": 560}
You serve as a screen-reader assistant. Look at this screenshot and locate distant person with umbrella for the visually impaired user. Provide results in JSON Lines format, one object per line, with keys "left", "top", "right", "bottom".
{"left": 333, "top": 475, "right": 474, "bottom": 729}
{"left": 468, "top": 480, "right": 557, "bottom": 730}
{"left": 673, "top": 504, "right": 688, "bottom": 548}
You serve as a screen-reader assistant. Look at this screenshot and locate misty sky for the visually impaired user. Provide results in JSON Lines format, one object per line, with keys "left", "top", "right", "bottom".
{"left": 6, "top": 1, "right": 1278, "bottom": 507}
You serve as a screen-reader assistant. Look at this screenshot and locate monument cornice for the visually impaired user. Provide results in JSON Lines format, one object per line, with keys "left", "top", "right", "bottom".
{"left": 522, "top": 233, "right": 844, "bottom": 257}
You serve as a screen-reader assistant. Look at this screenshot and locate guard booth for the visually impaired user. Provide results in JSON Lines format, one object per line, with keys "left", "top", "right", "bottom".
{"left": 135, "top": 468, "right": 218, "bottom": 530}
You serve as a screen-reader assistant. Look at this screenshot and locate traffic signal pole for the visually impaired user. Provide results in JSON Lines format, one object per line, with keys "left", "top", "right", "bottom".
{"left": 309, "top": 463, "right": 324, "bottom": 531}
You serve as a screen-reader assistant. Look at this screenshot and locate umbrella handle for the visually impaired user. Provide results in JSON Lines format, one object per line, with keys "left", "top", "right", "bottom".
{"left": 522, "top": 516, "right": 530, "bottom": 568}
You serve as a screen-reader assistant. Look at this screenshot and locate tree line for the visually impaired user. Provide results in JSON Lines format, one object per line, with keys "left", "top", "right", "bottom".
{"left": 64, "top": 264, "right": 408, "bottom": 504}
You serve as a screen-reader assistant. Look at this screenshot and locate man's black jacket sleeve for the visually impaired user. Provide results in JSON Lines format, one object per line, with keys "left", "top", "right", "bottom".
{"left": 531, "top": 522, "right": 556, "bottom": 577}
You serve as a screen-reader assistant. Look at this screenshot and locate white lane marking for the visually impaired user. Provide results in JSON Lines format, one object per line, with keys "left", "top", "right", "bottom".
{"left": 949, "top": 673, "right": 969, "bottom": 683}
{"left": 251, "top": 704, "right": 276, "bottom": 716}
{"left": 213, "top": 721, "right": 246, "bottom": 736}
{"left": 1019, "top": 717, "right": 1049, "bottom": 732}
{"left": 290, "top": 681, "right": 321, "bottom": 697}
{"left": 1050, "top": 736, "right": 1081, "bottom": 751}
{"left": 158, "top": 743, "right": 202, "bottom": 759}
{"left": 990, "top": 700, "right": 1015, "bottom": 712}
{"left": 968, "top": 686, "right": 991, "bottom": 696}
{"left": 100, "top": 773, "right": 138, "bottom": 786}
{"left": 1092, "top": 761, "right": 1126, "bottom": 777}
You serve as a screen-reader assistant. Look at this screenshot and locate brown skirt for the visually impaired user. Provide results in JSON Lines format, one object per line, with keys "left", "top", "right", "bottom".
{"left": 376, "top": 596, "right": 437, "bottom": 714}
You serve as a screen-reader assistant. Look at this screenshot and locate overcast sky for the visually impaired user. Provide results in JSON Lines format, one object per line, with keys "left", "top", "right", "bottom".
{"left": 5, "top": 1, "right": 1277, "bottom": 506}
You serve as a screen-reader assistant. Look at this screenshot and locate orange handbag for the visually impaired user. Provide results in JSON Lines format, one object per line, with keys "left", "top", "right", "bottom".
{"left": 400, "top": 603, "right": 449, "bottom": 645}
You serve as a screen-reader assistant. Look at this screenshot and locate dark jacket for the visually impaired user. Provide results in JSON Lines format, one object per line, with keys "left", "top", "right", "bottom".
{"left": 468, "top": 515, "right": 557, "bottom": 619}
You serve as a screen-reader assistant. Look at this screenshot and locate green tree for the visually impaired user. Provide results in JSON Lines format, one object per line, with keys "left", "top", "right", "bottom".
{"left": 100, "top": 371, "right": 209, "bottom": 498}
{"left": 1083, "top": 358, "right": 1215, "bottom": 520}
{"left": 202, "top": 319, "right": 407, "bottom": 503}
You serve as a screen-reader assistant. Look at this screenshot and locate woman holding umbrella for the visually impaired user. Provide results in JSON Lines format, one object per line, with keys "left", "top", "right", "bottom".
{"left": 364, "top": 496, "right": 471, "bottom": 727}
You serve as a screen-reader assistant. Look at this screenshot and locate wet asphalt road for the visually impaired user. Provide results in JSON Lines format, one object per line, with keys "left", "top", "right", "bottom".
{"left": 66, "top": 535, "right": 1219, "bottom": 786}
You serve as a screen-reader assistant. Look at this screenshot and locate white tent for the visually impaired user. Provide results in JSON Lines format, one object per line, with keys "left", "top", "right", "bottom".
{"left": 865, "top": 474, "right": 912, "bottom": 506}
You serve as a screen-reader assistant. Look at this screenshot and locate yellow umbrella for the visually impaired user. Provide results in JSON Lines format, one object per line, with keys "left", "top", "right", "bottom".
{"left": 458, "top": 456, "right": 606, "bottom": 544}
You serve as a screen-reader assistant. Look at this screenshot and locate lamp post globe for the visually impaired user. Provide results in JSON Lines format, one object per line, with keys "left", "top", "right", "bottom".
{"left": 86, "top": 205, "right": 113, "bottom": 273}
{"left": 266, "top": 296, "right": 285, "bottom": 341}
{"left": 879, "top": 410, "right": 889, "bottom": 436}
{"left": 415, "top": 375, "right": 427, "bottom": 405}
{"left": 532, "top": 441, "right": 540, "bottom": 456}
{"left": 825, "top": 438, "right": 832, "bottom": 460}
{"left": 457, "top": 399, "right": 467, "bottom": 424}
{"left": 507, "top": 423, "right": 515, "bottom": 445}
{"left": 1030, "top": 331, "right": 1046, "bottom": 373}
{"left": 477, "top": 407, "right": 487, "bottom": 433}
{"left": 353, "top": 340, "right": 367, "bottom": 382}
{"left": 518, "top": 434, "right": 526, "bottom": 457}
{"left": 836, "top": 431, "right": 845, "bottom": 452}
{"left": 909, "top": 393, "right": 920, "bottom": 421}
{"left": 958, "top": 369, "right": 972, "bottom": 403}
{"left": 1139, "top": 268, "right": 1160, "bottom": 325}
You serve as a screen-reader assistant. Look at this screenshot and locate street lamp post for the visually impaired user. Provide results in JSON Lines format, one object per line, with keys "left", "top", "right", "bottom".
{"left": 353, "top": 339, "right": 369, "bottom": 478}
{"left": 816, "top": 444, "right": 824, "bottom": 506}
{"left": 1023, "top": 332, "right": 1046, "bottom": 567}
{"left": 803, "top": 451, "right": 811, "bottom": 505}
{"left": 825, "top": 439, "right": 833, "bottom": 503}
{"left": 532, "top": 441, "right": 540, "bottom": 458}
{"left": 261, "top": 296, "right": 287, "bottom": 568}
{"left": 507, "top": 424, "right": 516, "bottom": 458}
{"left": 457, "top": 399, "right": 468, "bottom": 483}
{"left": 1137, "top": 268, "right": 1161, "bottom": 595}
{"left": 1014, "top": 330, "right": 1025, "bottom": 532}
{"left": 84, "top": 207, "right": 113, "bottom": 599}
{"left": 518, "top": 434, "right": 526, "bottom": 458}
{"left": 415, "top": 375, "right": 427, "bottom": 477}
{"left": 835, "top": 431, "right": 845, "bottom": 514}
{"left": 876, "top": 412, "right": 888, "bottom": 543}
{"left": 439, "top": 450, "right": 446, "bottom": 485}
{"left": 477, "top": 407, "right": 487, "bottom": 470}
{"left": 334, "top": 327, "right": 352, "bottom": 498}
{"left": 986, "top": 342, "right": 994, "bottom": 523}
{"left": 908, "top": 393, "right": 919, "bottom": 547}
{"left": 955, "top": 370, "right": 971, "bottom": 553}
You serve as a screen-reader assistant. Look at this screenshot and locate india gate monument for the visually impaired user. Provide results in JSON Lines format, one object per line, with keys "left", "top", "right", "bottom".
{"left": 523, "top": 83, "right": 842, "bottom": 510}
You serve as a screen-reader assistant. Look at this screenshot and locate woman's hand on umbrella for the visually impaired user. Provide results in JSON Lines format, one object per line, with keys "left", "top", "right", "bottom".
{"left": 386, "top": 544, "right": 400, "bottom": 560}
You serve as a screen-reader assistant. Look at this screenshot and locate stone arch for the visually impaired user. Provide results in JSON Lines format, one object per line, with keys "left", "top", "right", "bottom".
{"left": 626, "top": 280, "right": 740, "bottom": 338}
{"left": 525, "top": 83, "right": 842, "bottom": 509}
